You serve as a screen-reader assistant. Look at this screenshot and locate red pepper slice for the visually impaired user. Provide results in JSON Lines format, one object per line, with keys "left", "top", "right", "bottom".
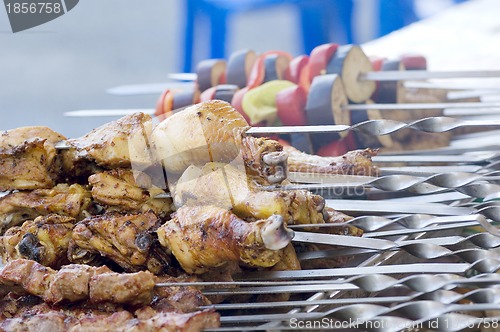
{"left": 276, "top": 85, "right": 308, "bottom": 126}
{"left": 154, "top": 89, "right": 174, "bottom": 121}
{"left": 309, "top": 43, "right": 339, "bottom": 82}
{"left": 246, "top": 51, "right": 293, "bottom": 89}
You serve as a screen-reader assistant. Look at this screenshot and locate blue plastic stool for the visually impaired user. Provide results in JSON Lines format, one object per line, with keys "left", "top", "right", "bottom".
{"left": 181, "top": 0, "right": 354, "bottom": 72}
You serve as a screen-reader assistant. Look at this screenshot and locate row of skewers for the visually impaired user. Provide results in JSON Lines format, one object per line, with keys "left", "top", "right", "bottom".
{"left": 3, "top": 38, "right": 500, "bottom": 331}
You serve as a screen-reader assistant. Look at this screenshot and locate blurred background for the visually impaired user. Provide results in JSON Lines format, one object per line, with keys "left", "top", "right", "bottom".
{"left": 0, "top": 0, "right": 466, "bottom": 137}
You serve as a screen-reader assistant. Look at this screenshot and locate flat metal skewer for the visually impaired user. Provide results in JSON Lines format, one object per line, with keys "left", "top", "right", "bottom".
{"left": 360, "top": 69, "right": 500, "bottom": 81}
{"left": 167, "top": 69, "right": 500, "bottom": 83}
{"left": 63, "top": 102, "right": 500, "bottom": 117}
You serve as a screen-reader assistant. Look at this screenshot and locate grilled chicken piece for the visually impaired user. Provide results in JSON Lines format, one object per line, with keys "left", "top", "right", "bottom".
{"left": 0, "top": 126, "right": 67, "bottom": 191}
{"left": 0, "top": 126, "right": 65, "bottom": 147}
{"left": 69, "top": 212, "right": 170, "bottom": 274}
{"left": 0, "top": 140, "right": 59, "bottom": 192}
{"left": 174, "top": 162, "right": 327, "bottom": 225}
{"left": 1, "top": 214, "right": 75, "bottom": 268}
{"left": 0, "top": 259, "right": 156, "bottom": 306}
{"left": 284, "top": 146, "right": 379, "bottom": 176}
{"left": 63, "top": 112, "right": 156, "bottom": 172}
{"left": 156, "top": 205, "right": 293, "bottom": 274}
{"left": 0, "top": 184, "right": 93, "bottom": 235}
{"left": 89, "top": 169, "right": 172, "bottom": 218}
{"left": 152, "top": 100, "right": 287, "bottom": 184}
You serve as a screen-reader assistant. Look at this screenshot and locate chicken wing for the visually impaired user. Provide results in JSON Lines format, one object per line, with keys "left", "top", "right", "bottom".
{"left": 0, "top": 183, "right": 93, "bottom": 234}
{"left": 69, "top": 212, "right": 170, "bottom": 274}
{"left": 156, "top": 205, "right": 293, "bottom": 274}
{"left": 89, "top": 168, "right": 172, "bottom": 218}
{"left": 1, "top": 214, "right": 75, "bottom": 268}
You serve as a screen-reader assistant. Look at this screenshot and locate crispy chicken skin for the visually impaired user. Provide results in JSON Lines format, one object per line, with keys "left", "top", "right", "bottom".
{"left": 64, "top": 112, "right": 155, "bottom": 169}
{"left": 89, "top": 168, "right": 172, "bottom": 217}
{"left": 69, "top": 212, "right": 170, "bottom": 274}
{"left": 174, "top": 162, "right": 327, "bottom": 225}
{"left": 0, "top": 126, "right": 66, "bottom": 148}
{"left": 157, "top": 205, "right": 293, "bottom": 274}
{"left": 152, "top": 100, "right": 288, "bottom": 184}
{"left": 0, "top": 140, "right": 59, "bottom": 192}
{"left": 1, "top": 214, "right": 75, "bottom": 268}
{"left": 284, "top": 145, "right": 379, "bottom": 177}
{"left": 0, "top": 184, "right": 92, "bottom": 235}
{"left": 0, "top": 126, "right": 66, "bottom": 191}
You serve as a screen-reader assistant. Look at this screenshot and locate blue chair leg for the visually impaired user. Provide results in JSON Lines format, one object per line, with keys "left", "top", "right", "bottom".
{"left": 332, "top": 0, "right": 354, "bottom": 44}
{"left": 298, "top": 1, "right": 330, "bottom": 54}
{"left": 182, "top": 0, "right": 197, "bottom": 72}
{"left": 209, "top": 6, "right": 228, "bottom": 60}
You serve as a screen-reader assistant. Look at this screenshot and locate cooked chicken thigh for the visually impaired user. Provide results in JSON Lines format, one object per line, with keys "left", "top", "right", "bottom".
{"left": 156, "top": 205, "right": 293, "bottom": 274}
{"left": 1, "top": 214, "right": 75, "bottom": 268}
{"left": 0, "top": 184, "right": 93, "bottom": 234}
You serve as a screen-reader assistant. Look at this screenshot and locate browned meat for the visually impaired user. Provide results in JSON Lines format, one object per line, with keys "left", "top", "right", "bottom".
{"left": 0, "top": 259, "right": 156, "bottom": 306}
{"left": 132, "top": 308, "right": 220, "bottom": 332}
{"left": 239, "top": 134, "right": 288, "bottom": 184}
{"left": 152, "top": 100, "right": 287, "bottom": 184}
{"left": 0, "top": 306, "right": 219, "bottom": 332}
{"left": 89, "top": 271, "right": 156, "bottom": 306}
{"left": 284, "top": 146, "right": 379, "bottom": 177}
{"left": 0, "top": 126, "right": 65, "bottom": 148}
{"left": 64, "top": 113, "right": 155, "bottom": 169}
{"left": 0, "top": 184, "right": 92, "bottom": 235}
{"left": 153, "top": 275, "right": 212, "bottom": 313}
{"left": 45, "top": 264, "right": 112, "bottom": 303}
{"left": 89, "top": 168, "right": 172, "bottom": 217}
{"left": 0, "top": 127, "right": 67, "bottom": 191}
{"left": 69, "top": 212, "right": 170, "bottom": 274}
{"left": 157, "top": 205, "right": 293, "bottom": 274}
{"left": 174, "top": 162, "right": 328, "bottom": 225}
{"left": 1, "top": 214, "right": 75, "bottom": 268}
{"left": 0, "top": 140, "right": 59, "bottom": 192}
